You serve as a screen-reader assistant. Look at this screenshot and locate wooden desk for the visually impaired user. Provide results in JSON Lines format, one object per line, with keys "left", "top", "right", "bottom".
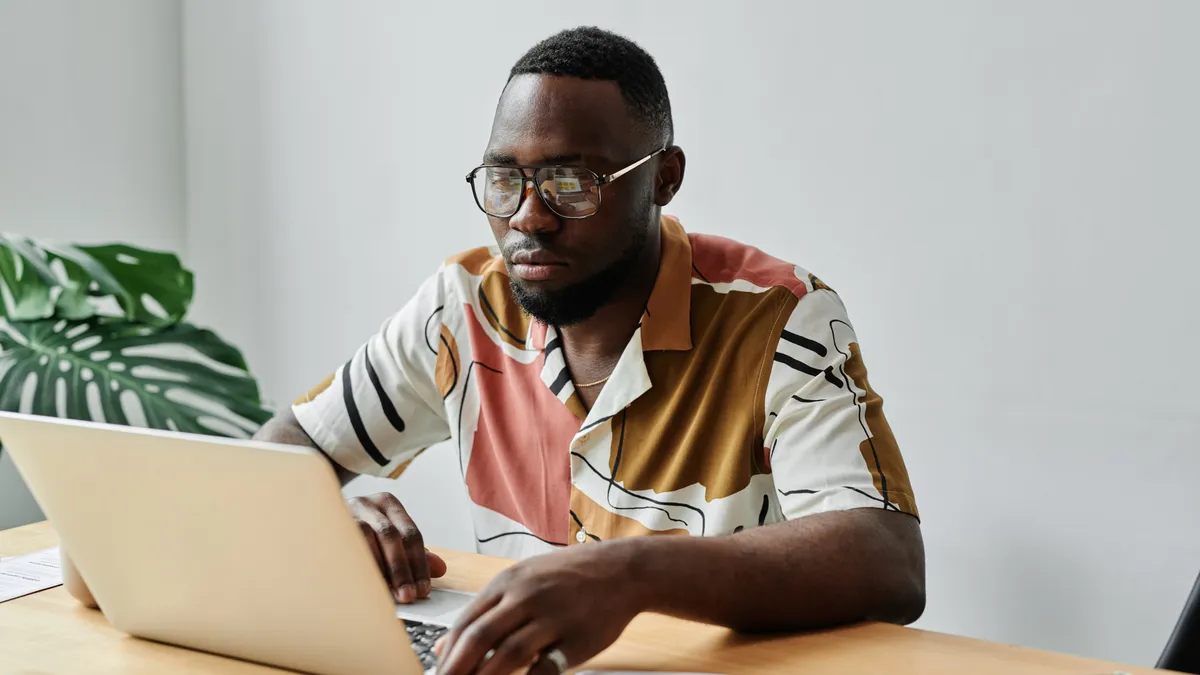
{"left": 0, "top": 521, "right": 1165, "bottom": 675}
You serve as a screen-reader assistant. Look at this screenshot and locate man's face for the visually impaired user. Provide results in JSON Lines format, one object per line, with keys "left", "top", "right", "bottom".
{"left": 482, "top": 74, "right": 658, "bottom": 326}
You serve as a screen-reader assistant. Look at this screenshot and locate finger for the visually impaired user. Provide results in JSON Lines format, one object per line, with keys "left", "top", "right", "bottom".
{"left": 475, "top": 621, "right": 556, "bottom": 675}
{"left": 427, "top": 549, "right": 448, "bottom": 578}
{"left": 529, "top": 642, "right": 579, "bottom": 675}
{"left": 376, "top": 496, "right": 430, "bottom": 597}
{"left": 528, "top": 657, "right": 560, "bottom": 675}
{"left": 436, "top": 591, "right": 502, "bottom": 663}
{"left": 438, "top": 599, "right": 525, "bottom": 675}
{"left": 349, "top": 500, "right": 394, "bottom": 588}
{"left": 355, "top": 518, "right": 387, "bottom": 576}
{"left": 353, "top": 499, "right": 414, "bottom": 602}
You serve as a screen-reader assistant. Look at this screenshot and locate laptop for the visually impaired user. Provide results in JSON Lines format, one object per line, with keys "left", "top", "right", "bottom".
{"left": 0, "top": 411, "right": 473, "bottom": 675}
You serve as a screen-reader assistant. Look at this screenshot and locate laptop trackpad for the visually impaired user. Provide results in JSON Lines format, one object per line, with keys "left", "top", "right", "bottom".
{"left": 395, "top": 588, "right": 476, "bottom": 627}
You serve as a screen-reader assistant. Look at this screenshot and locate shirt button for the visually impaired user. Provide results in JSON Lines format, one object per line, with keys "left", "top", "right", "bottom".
{"left": 575, "top": 529, "right": 587, "bottom": 543}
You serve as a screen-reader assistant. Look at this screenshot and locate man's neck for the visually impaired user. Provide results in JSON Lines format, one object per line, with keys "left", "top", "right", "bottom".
{"left": 557, "top": 230, "right": 662, "bottom": 387}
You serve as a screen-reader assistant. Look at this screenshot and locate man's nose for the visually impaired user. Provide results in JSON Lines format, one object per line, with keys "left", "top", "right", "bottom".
{"left": 508, "top": 180, "right": 560, "bottom": 235}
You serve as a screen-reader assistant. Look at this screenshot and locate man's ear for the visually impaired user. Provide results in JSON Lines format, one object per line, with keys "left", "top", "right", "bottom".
{"left": 654, "top": 146, "right": 686, "bottom": 207}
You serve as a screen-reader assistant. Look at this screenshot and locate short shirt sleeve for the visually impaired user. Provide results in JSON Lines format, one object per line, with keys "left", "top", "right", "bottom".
{"left": 292, "top": 269, "right": 452, "bottom": 478}
{"left": 764, "top": 288, "right": 919, "bottom": 520}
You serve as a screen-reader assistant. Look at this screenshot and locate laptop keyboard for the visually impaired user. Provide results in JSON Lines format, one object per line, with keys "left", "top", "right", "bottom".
{"left": 405, "top": 619, "right": 449, "bottom": 671}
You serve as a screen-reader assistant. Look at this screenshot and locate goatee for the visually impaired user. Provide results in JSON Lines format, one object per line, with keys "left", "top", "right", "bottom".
{"left": 508, "top": 227, "right": 647, "bottom": 327}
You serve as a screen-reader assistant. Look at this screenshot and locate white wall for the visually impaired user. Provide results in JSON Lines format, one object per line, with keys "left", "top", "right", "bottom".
{"left": 180, "top": 1, "right": 271, "bottom": 386}
{"left": 0, "top": 0, "right": 186, "bottom": 530}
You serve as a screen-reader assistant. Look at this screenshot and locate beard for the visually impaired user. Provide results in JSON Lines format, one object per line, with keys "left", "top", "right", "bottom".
{"left": 508, "top": 225, "right": 648, "bottom": 327}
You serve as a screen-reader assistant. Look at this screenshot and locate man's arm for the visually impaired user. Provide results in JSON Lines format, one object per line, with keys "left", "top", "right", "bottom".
{"left": 630, "top": 508, "right": 924, "bottom": 630}
{"left": 641, "top": 288, "right": 927, "bottom": 631}
{"left": 253, "top": 408, "right": 357, "bottom": 487}
{"left": 434, "top": 508, "right": 923, "bottom": 675}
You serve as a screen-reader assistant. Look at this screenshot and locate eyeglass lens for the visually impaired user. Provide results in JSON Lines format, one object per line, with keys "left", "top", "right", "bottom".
{"left": 471, "top": 167, "right": 601, "bottom": 218}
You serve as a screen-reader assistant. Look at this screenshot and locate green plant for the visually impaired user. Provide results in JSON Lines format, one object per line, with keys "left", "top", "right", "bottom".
{"left": 0, "top": 235, "right": 272, "bottom": 455}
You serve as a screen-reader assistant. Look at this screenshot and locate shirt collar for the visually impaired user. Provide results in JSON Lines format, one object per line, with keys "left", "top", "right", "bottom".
{"left": 640, "top": 215, "right": 693, "bottom": 352}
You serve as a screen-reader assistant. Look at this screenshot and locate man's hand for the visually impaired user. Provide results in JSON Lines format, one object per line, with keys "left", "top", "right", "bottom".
{"left": 434, "top": 509, "right": 923, "bottom": 674}
{"left": 434, "top": 542, "right": 642, "bottom": 675}
{"left": 348, "top": 493, "right": 447, "bottom": 604}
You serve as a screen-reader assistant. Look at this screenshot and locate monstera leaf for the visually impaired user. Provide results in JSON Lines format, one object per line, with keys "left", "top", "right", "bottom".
{"left": 0, "top": 235, "right": 193, "bottom": 326}
{"left": 0, "top": 317, "right": 271, "bottom": 438}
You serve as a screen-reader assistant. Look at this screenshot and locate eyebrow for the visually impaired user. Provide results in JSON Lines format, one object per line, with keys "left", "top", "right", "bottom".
{"left": 481, "top": 152, "right": 584, "bottom": 166}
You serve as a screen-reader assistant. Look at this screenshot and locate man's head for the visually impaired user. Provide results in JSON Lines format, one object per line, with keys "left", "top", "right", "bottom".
{"left": 477, "top": 27, "right": 685, "bottom": 326}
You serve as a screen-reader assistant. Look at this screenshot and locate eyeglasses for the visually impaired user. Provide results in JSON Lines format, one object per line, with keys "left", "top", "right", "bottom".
{"left": 465, "top": 148, "right": 665, "bottom": 219}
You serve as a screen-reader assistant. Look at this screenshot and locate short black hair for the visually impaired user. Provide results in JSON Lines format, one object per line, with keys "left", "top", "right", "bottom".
{"left": 509, "top": 26, "right": 673, "bottom": 149}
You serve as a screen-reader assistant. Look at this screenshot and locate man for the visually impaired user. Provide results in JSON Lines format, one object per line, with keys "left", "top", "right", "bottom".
{"left": 67, "top": 26, "right": 925, "bottom": 675}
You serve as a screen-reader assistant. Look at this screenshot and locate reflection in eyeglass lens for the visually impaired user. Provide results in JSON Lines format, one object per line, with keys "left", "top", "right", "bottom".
{"left": 538, "top": 169, "right": 598, "bottom": 216}
{"left": 475, "top": 166, "right": 601, "bottom": 217}
{"left": 483, "top": 170, "right": 522, "bottom": 213}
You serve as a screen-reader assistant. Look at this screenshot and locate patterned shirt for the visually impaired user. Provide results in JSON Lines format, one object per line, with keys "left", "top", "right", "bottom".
{"left": 293, "top": 216, "right": 918, "bottom": 559}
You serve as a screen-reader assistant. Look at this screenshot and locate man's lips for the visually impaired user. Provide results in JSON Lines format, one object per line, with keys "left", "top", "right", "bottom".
{"left": 509, "top": 250, "right": 568, "bottom": 266}
{"left": 508, "top": 250, "right": 569, "bottom": 282}
{"left": 508, "top": 250, "right": 568, "bottom": 282}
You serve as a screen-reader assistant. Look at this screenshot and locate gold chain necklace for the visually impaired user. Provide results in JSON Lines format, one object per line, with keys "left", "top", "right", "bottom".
{"left": 575, "top": 375, "right": 611, "bottom": 388}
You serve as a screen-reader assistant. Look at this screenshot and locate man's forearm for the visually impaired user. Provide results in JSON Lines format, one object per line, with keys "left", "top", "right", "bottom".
{"left": 616, "top": 508, "right": 925, "bottom": 632}
{"left": 253, "top": 409, "right": 357, "bottom": 486}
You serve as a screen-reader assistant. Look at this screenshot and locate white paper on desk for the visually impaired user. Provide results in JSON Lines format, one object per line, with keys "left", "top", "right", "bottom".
{"left": 0, "top": 546, "right": 63, "bottom": 603}
{"left": 394, "top": 588, "right": 477, "bottom": 627}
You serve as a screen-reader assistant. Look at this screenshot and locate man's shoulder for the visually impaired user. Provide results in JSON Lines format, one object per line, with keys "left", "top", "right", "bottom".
{"left": 687, "top": 231, "right": 833, "bottom": 299}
